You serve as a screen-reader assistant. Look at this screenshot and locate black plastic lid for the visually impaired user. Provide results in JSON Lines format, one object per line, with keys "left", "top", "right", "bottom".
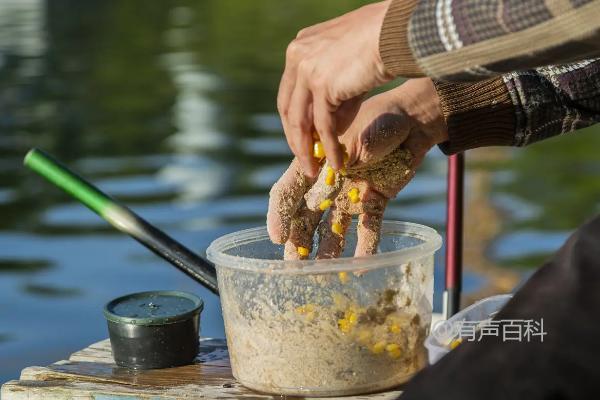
{"left": 103, "top": 290, "right": 203, "bottom": 326}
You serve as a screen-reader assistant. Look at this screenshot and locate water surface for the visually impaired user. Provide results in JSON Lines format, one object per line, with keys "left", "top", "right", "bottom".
{"left": 1, "top": 0, "right": 599, "bottom": 383}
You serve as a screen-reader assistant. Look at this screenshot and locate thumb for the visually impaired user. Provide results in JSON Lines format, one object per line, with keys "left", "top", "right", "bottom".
{"left": 344, "top": 110, "right": 410, "bottom": 168}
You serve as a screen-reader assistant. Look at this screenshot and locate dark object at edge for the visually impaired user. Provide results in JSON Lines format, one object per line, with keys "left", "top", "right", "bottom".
{"left": 400, "top": 213, "right": 600, "bottom": 400}
{"left": 104, "top": 291, "right": 203, "bottom": 370}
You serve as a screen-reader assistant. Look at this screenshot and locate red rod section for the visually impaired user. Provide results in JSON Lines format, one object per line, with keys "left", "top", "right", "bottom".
{"left": 445, "top": 153, "right": 464, "bottom": 313}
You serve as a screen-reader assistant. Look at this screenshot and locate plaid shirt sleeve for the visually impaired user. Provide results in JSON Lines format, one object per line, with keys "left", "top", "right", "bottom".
{"left": 380, "top": 0, "right": 600, "bottom": 81}
{"left": 433, "top": 59, "right": 600, "bottom": 154}
{"left": 378, "top": 0, "right": 600, "bottom": 154}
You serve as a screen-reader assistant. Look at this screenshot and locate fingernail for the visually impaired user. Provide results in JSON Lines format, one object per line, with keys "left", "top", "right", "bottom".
{"left": 326, "top": 153, "right": 339, "bottom": 170}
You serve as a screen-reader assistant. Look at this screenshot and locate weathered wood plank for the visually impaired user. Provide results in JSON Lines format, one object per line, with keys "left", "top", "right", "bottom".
{"left": 2, "top": 379, "right": 404, "bottom": 400}
{"left": 2, "top": 337, "right": 405, "bottom": 399}
{"left": 1, "top": 379, "right": 277, "bottom": 399}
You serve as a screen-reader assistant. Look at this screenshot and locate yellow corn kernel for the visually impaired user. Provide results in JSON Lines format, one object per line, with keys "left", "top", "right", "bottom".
{"left": 388, "top": 349, "right": 402, "bottom": 359}
{"left": 386, "top": 343, "right": 400, "bottom": 353}
{"left": 295, "top": 305, "right": 306, "bottom": 314}
{"left": 305, "top": 311, "right": 316, "bottom": 322}
{"left": 389, "top": 323, "right": 401, "bottom": 334}
{"left": 332, "top": 222, "right": 343, "bottom": 235}
{"left": 325, "top": 167, "right": 336, "bottom": 186}
{"left": 348, "top": 188, "right": 360, "bottom": 204}
{"left": 357, "top": 330, "right": 372, "bottom": 345}
{"left": 319, "top": 199, "right": 333, "bottom": 211}
{"left": 347, "top": 312, "right": 358, "bottom": 325}
{"left": 338, "top": 318, "right": 351, "bottom": 333}
{"left": 372, "top": 341, "right": 387, "bottom": 354}
{"left": 339, "top": 168, "right": 347, "bottom": 176}
{"left": 450, "top": 338, "right": 462, "bottom": 350}
{"left": 338, "top": 271, "right": 349, "bottom": 284}
{"left": 297, "top": 246, "right": 310, "bottom": 257}
{"left": 313, "top": 141, "right": 326, "bottom": 159}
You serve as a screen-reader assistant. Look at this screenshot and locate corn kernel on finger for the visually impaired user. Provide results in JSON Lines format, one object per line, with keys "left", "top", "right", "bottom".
{"left": 331, "top": 222, "right": 344, "bottom": 235}
{"left": 347, "top": 188, "right": 361, "bottom": 205}
{"left": 313, "top": 141, "right": 326, "bottom": 160}
{"left": 319, "top": 199, "right": 333, "bottom": 211}
{"left": 325, "top": 167, "right": 336, "bottom": 186}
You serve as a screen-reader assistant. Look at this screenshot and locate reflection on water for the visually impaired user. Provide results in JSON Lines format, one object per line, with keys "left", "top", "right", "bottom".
{"left": 0, "top": 258, "right": 52, "bottom": 274}
{"left": 1, "top": 0, "right": 599, "bottom": 384}
{"left": 22, "top": 283, "right": 82, "bottom": 298}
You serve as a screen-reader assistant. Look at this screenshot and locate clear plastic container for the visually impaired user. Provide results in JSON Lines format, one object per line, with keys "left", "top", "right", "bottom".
{"left": 425, "top": 294, "right": 512, "bottom": 365}
{"left": 207, "top": 221, "right": 442, "bottom": 397}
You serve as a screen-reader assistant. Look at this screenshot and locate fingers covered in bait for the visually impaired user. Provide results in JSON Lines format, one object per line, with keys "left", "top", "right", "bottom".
{"left": 283, "top": 202, "right": 323, "bottom": 260}
{"left": 305, "top": 161, "right": 343, "bottom": 212}
{"left": 276, "top": 146, "right": 414, "bottom": 261}
{"left": 316, "top": 208, "right": 352, "bottom": 260}
{"left": 267, "top": 159, "right": 317, "bottom": 244}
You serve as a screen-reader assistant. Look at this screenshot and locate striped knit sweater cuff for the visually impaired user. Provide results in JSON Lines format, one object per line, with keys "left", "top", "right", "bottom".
{"left": 379, "top": 0, "right": 422, "bottom": 77}
{"left": 434, "top": 78, "right": 516, "bottom": 155}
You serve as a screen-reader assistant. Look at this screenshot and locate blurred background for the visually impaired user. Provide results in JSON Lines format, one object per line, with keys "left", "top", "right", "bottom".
{"left": 1, "top": 0, "right": 599, "bottom": 384}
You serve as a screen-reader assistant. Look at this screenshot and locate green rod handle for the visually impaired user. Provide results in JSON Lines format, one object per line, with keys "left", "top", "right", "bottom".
{"left": 24, "top": 148, "right": 219, "bottom": 295}
{"left": 24, "top": 148, "right": 112, "bottom": 216}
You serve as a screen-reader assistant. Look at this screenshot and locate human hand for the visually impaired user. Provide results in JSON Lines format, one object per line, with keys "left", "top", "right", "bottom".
{"left": 268, "top": 78, "right": 448, "bottom": 260}
{"left": 278, "top": 1, "right": 394, "bottom": 178}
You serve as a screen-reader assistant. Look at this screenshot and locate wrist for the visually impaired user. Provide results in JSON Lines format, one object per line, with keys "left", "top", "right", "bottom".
{"left": 433, "top": 78, "right": 515, "bottom": 154}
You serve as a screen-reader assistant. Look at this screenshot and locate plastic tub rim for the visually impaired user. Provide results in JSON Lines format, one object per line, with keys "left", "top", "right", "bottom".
{"left": 206, "top": 220, "right": 442, "bottom": 275}
{"left": 103, "top": 290, "right": 204, "bottom": 326}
